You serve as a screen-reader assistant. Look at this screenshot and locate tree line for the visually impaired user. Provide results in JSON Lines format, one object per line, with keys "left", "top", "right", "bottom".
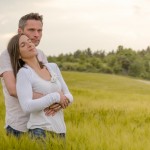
{"left": 47, "top": 45, "right": 150, "bottom": 80}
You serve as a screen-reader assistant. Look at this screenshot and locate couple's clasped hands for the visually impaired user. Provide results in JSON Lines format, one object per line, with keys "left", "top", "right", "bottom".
{"left": 44, "top": 91, "right": 69, "bottom": 116}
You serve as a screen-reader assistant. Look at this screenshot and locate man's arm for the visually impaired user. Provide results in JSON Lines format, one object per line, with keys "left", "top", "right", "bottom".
{"left": 3, "top": 71, "right": 17, "bottom": 97}
{"left": 2, "top": 70, "right": 46, "bottom": 99}
{"left": 0, "top": 50, "right": 17, "bottom": 97}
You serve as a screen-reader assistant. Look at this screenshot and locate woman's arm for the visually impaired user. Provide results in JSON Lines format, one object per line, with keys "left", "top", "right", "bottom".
{"left": 16, "top": 69, "right": 61, "bottom": 114}
{"left": 54, "top": 63, "right": 73, "bottom": 103}
{"left": 44, "top": 63, "right": 73, "bottom": 116}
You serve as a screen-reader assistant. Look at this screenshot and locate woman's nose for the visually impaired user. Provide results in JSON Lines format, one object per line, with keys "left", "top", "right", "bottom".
{"left": 27, "top": 42, "right": 32, "bottom": 47}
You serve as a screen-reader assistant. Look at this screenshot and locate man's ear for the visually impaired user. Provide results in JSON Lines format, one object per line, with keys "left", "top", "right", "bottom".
{"left": 18, "top": 28, "right": 23, "bottom": 34}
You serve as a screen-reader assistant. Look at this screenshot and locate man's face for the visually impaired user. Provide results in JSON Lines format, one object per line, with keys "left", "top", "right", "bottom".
{"left": 19, "top": 20, "right": 43, "bottom": 47}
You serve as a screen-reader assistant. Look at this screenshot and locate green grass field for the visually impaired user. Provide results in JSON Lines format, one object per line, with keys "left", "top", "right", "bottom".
{"left": 1, "top": 71, "right": 150, "bottom": 150}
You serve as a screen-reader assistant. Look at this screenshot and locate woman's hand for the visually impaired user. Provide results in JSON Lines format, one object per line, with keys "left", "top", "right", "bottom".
{"left": 59, "top": 91, "right": 69, "bottom": 109}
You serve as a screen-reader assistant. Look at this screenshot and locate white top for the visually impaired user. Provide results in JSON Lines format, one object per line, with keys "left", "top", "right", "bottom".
{"left": 16, "top": 63, "right": 73, "bottom": 133}
{"left": 0, "top": 49, "right": 48, "bottom": 132}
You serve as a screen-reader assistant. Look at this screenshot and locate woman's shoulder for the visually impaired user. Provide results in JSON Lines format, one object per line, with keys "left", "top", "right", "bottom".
{"left": 17, "top": 66, "right": 33, "bottom": 78}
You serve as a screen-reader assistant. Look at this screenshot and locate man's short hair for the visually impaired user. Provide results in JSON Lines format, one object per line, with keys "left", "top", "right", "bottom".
{"left": 18, "top": 13, "right": 43, "bottom": 29}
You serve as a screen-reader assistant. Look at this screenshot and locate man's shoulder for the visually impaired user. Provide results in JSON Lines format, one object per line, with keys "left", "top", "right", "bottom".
{"left": 46, "top": 62, "right": 57, "bottom": 68}
{"left": 45, "top": 63, "right": 58, "bottom": 72}
{"left": 0, "top": 49, "right": 9, "bottom": 57}
{"left": 0, "top": 49, "right": 12, "bottom": 75}
{"left": 37, "top": 49, "right": 43, "bottom": 54}
{"left": 36, "top": 49, "right": 48, "bottom": 64}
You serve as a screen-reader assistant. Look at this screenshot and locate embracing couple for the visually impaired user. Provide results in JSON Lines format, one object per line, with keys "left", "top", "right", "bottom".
{"left": 0, "top": 13, "right": 73, "bottom": 139}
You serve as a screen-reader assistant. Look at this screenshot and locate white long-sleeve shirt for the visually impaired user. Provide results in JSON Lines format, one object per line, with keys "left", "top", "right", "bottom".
{"left": 16, "top": 63, "right": 73, "bottom": 133}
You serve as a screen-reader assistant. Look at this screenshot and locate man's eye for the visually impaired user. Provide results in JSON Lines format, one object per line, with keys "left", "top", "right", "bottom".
{"left": 29, "top": 29, "right": 34, "bottom": 31}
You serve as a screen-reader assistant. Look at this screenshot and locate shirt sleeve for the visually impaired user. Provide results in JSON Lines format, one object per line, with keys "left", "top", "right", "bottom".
{"left": 53, "top": 63, "right": 73, "bottom": 103}
{"left": 16, "top": 69, "right": 60, "bottom": 114}
{"left": 0, "top": 50, "right": 13, "bottom": 77}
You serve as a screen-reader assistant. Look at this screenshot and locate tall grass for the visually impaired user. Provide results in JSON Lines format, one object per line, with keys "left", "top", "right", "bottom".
{"left": 1, "top": 72, "right": 150, "bottom": 149}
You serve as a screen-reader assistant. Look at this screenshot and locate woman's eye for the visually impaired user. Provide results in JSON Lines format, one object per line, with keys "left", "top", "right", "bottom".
{"left": 20, "top": 43, "right": 25, "bottom": 47}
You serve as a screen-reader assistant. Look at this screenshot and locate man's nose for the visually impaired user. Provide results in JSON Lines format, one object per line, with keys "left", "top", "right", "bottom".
{"left": 34, "top": 30, "right": 39, "bottom": 37}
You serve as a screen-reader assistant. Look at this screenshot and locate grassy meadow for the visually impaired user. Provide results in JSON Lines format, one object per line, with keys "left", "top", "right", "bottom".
{"left": 1, "top": 71, "right": 150, "bottom": 149}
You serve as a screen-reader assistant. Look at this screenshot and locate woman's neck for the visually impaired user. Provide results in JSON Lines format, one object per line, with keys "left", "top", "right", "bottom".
{"left": 24, "top": 57, "right": 41, "bottom": 70}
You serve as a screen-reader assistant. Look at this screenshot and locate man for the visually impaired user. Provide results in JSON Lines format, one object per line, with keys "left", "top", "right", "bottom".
{"left": 0, "top": 13, "right": 65, "bottom": 137}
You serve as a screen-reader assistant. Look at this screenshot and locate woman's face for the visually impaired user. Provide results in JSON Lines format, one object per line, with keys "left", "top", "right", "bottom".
{"left": 19, "top": 34, "right": 37, "bottom": 59}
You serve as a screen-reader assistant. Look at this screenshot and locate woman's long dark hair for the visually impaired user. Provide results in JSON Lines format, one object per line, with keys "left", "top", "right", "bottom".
{"left": 7, "top": 34, "right": 25, "bottom": 77}
{"left": 7, "top": 34, "right": 44, "bottom": 77}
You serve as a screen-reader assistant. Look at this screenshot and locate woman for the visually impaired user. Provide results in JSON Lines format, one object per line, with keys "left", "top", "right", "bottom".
{"left": 7, "top": 34, "right": 73, "bottom": 138}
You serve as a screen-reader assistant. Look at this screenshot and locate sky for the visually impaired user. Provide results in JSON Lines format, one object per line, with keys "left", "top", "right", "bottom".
{"left": 1, "top": 0, "right": 150, "bottom": 56}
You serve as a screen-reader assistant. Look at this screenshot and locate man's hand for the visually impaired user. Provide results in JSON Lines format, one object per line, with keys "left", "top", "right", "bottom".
{"left": 44, "top": 91, "right": 70, "bottom": 116}
{"left": 44, "top": 96, "right": 70, "bottom": 116}
{"left": 44, "top": 103, "right": 62, "bottom": 116}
